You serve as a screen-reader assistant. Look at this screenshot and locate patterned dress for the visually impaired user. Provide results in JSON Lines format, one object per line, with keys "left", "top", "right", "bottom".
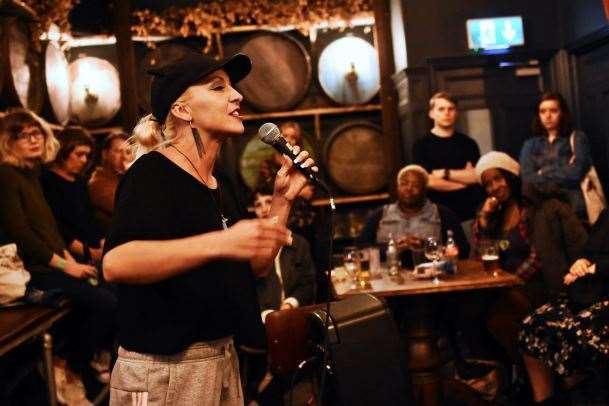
{"left": 519, "top": 295, "right": 609, "bottom": 376}
{"left": 518, "top": 209, "right": 609, "bottom": 376}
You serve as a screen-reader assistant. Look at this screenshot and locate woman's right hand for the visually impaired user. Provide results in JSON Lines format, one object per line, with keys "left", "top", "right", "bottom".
{"left": 480, "top": 196, "right": 500, "bottom": 216}
{"left": 63, "top": 260, "right": 98, "bottom": 280}
{"left": 478, "top": 196, "right": 501, "bottom": 229}
{"left": 218, "top": 219, "right": 291, "bottom": 262}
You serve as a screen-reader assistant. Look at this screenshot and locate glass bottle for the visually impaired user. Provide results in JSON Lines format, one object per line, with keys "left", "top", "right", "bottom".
{"left": 444, "top": 229, "right": 459, "bottom": 274}
{"left": 386, "top": 233, "right": 399, "bottom": 276}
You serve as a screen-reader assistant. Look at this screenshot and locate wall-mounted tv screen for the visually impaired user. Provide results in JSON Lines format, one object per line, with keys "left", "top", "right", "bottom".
{"left": 466, "top": 16, "right": 524, "bottom": 50}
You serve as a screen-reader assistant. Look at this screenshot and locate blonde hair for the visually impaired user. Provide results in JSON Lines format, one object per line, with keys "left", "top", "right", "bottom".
{"left": 397, "top": 164, "right": 429, "bottom": 187}
{"left": 130, "top": 92, "right": 191, "bottom": 160}
{"left": 429, "top": 91, "right": 458, "bottom": 110}
{"left": 0, "top": 108, "right": 59, "bottom": 168}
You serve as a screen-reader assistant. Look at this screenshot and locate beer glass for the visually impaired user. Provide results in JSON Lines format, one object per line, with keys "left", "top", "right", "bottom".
{"left": 480, "top": 240, "right": 500, "bottom": 276}
{"left": 357, "top": 248, "right": 372, "bottom": 288}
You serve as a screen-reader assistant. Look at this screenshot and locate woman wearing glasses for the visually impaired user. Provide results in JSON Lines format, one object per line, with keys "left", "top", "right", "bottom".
{"left": 0, "top": 109, "right": 116, "bottom": 405}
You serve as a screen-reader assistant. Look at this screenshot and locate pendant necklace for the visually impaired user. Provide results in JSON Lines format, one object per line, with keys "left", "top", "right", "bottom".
{"left": 168, "top": 144, "right": 229, "bottom": 230}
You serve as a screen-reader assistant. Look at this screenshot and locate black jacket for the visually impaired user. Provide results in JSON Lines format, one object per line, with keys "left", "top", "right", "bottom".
{"left": 255, "top": 234, "right": 316, "bottom": 312}
{"left": 568, "top": 209, "right": 609, "bottom": 310}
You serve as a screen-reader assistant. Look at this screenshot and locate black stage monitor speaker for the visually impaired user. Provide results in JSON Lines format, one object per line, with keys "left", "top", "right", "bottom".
{"left": 310, "top": 294, "right": 412, "bottom": 405}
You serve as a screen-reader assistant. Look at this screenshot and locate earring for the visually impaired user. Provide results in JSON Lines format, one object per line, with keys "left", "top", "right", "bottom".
{"left": 190, "top": 120, "right": 204, "bottom": 158}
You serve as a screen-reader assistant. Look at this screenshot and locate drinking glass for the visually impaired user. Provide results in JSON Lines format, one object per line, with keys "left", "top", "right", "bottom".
{"left": 343, "top": 246, "right": 360, "bottom": 287}
{"left": 424, "top": 236, "right": 442, "bottom": 285}
{"left": 368, "top": 247, "right": 381, "bottom": 278}
{"left": 357, "top": 248, "right": 372, "bottom": 288}
{"left": 480, "top": 240, "right": 500, "bottom": 276}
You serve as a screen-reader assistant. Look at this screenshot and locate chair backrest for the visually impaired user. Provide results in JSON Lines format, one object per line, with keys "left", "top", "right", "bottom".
{"left": 264, "top": 303, "right": 325, "bottom": 375}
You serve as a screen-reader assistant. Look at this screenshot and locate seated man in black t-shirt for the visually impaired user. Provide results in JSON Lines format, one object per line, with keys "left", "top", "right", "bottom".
{"left": 413, "top": 92, "right": 484, "bottom": 234}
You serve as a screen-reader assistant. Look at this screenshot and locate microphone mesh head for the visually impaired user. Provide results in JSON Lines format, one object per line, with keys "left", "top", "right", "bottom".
{"left": 258, "top": 122, "right": 281, "bottom": 145}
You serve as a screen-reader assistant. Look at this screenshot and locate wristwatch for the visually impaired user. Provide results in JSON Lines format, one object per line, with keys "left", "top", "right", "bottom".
{"left": 443, "top": 168, "right": 450, "bottom": 180}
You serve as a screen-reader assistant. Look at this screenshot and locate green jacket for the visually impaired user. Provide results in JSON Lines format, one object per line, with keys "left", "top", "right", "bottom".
{"left": 0, "top": 164, "right": 65, "bottom": 267}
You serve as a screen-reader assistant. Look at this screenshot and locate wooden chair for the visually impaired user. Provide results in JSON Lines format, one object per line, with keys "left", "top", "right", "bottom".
{"left": 239, "top": 303, "right": 326, "bottom": 402}
{"left": 264, "top": 304, "right": 325, "bottom": 376}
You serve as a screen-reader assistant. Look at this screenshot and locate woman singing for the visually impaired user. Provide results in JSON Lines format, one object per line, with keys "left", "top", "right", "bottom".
{"left": 102, "top": 52, "right": 316, "bottom": 405}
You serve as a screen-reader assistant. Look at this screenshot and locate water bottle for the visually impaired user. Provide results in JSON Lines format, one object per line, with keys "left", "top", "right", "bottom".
{"left": 444, "top": 229, "right": 459, "bottom": 274}
{"left": 386, "top": 234, "right": 399, "bottom": 276}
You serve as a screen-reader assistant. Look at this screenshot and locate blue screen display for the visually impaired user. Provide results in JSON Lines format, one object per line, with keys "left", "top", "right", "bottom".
{"left": 466, "top": 16, "right": 525, "bottom": 50}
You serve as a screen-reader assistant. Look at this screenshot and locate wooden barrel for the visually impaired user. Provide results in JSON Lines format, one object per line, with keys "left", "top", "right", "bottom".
{"left": 43, "top": 41, "right": 70, "bottom": 125}
{"left": 236, "top": 31, "right": 311, "bottom": 112}
{"left": 317, "top": 36, "right": 380, "bottom": 105}
{"left": 0, "top": 21, "right": 4, "bottom": 98}
{"left": 68, "top": 57, "right": 121, "bottom": 127}
{"left": 0, "top": 16, "right": 44, "bottom": 113}
{"left": 323, "top": 121, "right": 387, "bottom": 194}
{"left": 138, "top": 42, "right": 194, "bottom": 113}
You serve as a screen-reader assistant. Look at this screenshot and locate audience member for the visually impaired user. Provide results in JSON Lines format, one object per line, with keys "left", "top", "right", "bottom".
{"left": 41, "top": 126, "right": 104, "bottom": 263}
{"left": 249, "top": 184, "right": 316, "bottom": 405}
{"left": 413, "top": 92, "right": 484, "bottom": 230}
{"left": 471, "top": 151, "right": 587, "bottom": 363}
{"left": 260, "top": 121, "right": 308, "bottom": 192}
{"left": 359, "top": 164, "right": 469, "bottom": 268}
{"left": 260, "top": 121, "right": 316, "bottom": 239}
{"left": 519, "top": 91, "right": 592, "bottom": 220}
{"left": 88, "top": 131, "right": 130, "bottom": 233}
{"left": 252, "top": 183, "right": 316, "bottom": 323}
{"left": 0, "top": 109, "right": 116, "bottom": 404}
{"left": 519, "top": 209, "right": 609, "bottom": 405}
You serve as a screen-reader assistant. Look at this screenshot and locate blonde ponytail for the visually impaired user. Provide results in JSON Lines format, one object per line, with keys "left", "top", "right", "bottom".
{"left": 130, "top": 113, "right": 181, "bottom": 160}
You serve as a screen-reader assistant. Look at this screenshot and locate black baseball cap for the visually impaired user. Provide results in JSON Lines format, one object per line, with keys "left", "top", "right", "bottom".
{"left": 148, "top": 52, "right": 252, "bottom": 122}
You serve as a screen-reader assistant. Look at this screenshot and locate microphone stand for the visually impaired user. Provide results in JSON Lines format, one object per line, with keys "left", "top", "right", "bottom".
{"left": 316, "top": 191, "right": 335, "bottom": 406}
{"left": 285, "top": 186, "right": 335, "bottom": 406}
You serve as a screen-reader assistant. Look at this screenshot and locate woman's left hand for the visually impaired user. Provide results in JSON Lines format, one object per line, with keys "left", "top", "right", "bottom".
{"left": 564, "top": 258, "right": 595, "bottom": 285}
{"left": 273, "top": 145, "right": 318, "bottom": 202}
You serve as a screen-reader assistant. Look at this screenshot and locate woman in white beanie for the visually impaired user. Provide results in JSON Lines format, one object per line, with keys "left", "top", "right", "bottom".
{"left": 467, "top": 151, "right": 587, "bottom": 378}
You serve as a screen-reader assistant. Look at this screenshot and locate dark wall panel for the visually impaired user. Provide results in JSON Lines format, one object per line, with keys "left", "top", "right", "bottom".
{"left": 404, "top": 0, "right": 561, "bottom": 67}
{"left": 576, "top": 44, "right": 609, "bottom": 192}
{"left": 562, "top": 0, "right": 608, "bottom": 45}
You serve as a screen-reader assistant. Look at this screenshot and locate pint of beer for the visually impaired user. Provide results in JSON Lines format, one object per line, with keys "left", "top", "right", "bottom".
{"left": 482, "top": 253, "right": 500, "bottom": 272}
{"left": 480, "top": 240, "right": 500, "bottom": 274}
{"left": 357, "top": 248, "right": 372, "bottom": 288}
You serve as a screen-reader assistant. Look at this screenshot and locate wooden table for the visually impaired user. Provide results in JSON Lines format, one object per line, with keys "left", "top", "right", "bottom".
{"left": 332, "top": 260, "right": 522, "bottom": 406}
{"left": 0, "top": 300, "right": 71, "bottom": 406}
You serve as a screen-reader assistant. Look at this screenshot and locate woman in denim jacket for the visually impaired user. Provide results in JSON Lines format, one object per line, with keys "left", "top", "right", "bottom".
{"left": 519, "top": 92, "right": 592, "bottom": 220}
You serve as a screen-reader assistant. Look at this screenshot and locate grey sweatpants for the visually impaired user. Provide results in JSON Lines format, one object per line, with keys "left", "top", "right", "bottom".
{"left": 109, "top": 337, "right": 243, "bottom": 406}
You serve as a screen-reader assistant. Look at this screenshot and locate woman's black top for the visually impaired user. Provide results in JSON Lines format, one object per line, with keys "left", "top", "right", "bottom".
{"left": 568, "top": 209, "right": 609, "bottom": 310}
{"left": 40, "top": 169, "right": 103, "bottom": 248}
{"left": 104, "top": 152, "right": 265, "bottom": 354}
